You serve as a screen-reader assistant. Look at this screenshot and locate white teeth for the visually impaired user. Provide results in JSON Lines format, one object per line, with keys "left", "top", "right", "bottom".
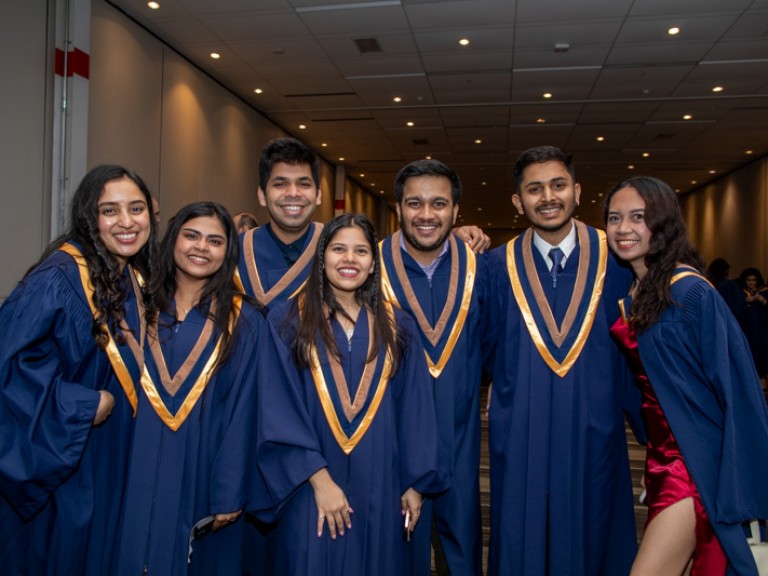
{"left": 115, "top": 233, "right": 137, "bottom": 241}
{"left": 189, "top": 255, "right": 208, "bottom": 264}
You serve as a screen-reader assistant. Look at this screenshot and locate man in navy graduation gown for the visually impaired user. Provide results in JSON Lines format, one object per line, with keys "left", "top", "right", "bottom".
{"left": 486, "top": 146, "right": 641, "bottom": 576}
{"left": 236, "top": 137, "right": 325, "bottom": 312}
{"left": 379, "top": 159, "right": 492, "bottom": 576}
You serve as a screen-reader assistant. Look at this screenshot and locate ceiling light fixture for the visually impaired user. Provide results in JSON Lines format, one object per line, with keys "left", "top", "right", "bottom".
{"left": 543, "top": 92, "right": 553, "bottom": 99}
{"left": 254, "top": 88, "right": 263, "bottom": 94}
{"left": 642, "top": 152, "right": 650, "bottom": 158}
{"left": 393, "top": 96, "right": 402, "bottom": 103}
{"left": 667, "top": 26, "right": 680, "bottom": 35}
{"left": 147, "top": 1, "right": 160, "bottom": 9}
{"left": 712, "top": 86, "right": 724, "bottom": 92}
{"left": 321, "top": 143, "right": 328, "bottom": 147}
{"left": 339, "top": 157, "right": 345, "bottom": 161}
{"left": 596, "top": 136, "right": 605, "bottom": 142}
{"left": 299, "top": 124, "right": 306, "bottom": 130}
{"left": 474, "top": 139, "right": 482, "bottom": 144}
{"left": 406, "top": 121, "right": 414, "bottom": 127}
{"left": 746, "top": 150, "right": 754, "bottom": 155}
{"left": 459, "top": 38, "right": 470, "bottom": 46}
{"left": 683, "top": 114, "right": 692, "bottom": 120}
{"left": 295, "top": 1, "right": 401, "bottom": 13}
{"left": 210, "top": 52, "right": 221, "bottom": 59}
{"left": 536, "top": 118, "right": 546, "bottom": 124}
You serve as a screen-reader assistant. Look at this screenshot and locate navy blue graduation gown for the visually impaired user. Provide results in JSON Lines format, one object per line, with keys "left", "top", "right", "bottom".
{"left": 635, "top": 271, "right": 768, "bottom": 575}
{"left": 487, "top": 224, "right": 638, "bottom": 576}
{"left": 379, "top": 232, "right": 490, "bottom": 575}
{"left": 0, "top": 249, "right": 141, "bottom": 575}
{"left": 113, "top": 301, "right": 264, "bottom": 576}
{"left": 257, "top": 301, "right": 445, "bottom": 575}
{"left": 236, "top": 223, "right": 321, "bottom": 311}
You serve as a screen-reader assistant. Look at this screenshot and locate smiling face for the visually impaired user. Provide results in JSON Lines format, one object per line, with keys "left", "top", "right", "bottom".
{"left": 396, "top": 174, "right": 458, "bottom": 264}
{"left": 258, "top": 161, "right": 322, "bottom": 244}
{"left": 512, "top": 160, "right": 580, "bottom": 245}
{"left": 97, "top": 177, "right": 152, "bottom": 270}
{"left": 323, "top": 225, "right": 374, "bottom": 301}
{"left": 605, "top": 185, "right": 652, "bottom": 279}
{"left": 173, "top": 215, "right": 228, "bottom": 285}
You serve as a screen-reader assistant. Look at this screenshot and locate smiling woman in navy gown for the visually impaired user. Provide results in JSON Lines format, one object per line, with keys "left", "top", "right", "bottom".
{"left": 113, "top": 202, "right": 265, "bottom": 575}
{"left": 605, "top": 176, "right": 768, "bottom": 575}
{"left": 256, "top": 213, "right": 445, "bottom": 575}
{"left": 0, "top": 165, "right": 157, "bottom": 574}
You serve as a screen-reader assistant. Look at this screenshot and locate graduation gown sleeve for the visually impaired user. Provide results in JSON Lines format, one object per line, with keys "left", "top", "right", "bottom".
{"left": 253, "top": 302, "right": 328, "bottom": 518}
{"left": 0, "top": 255, "right": 102, "bottom": 518}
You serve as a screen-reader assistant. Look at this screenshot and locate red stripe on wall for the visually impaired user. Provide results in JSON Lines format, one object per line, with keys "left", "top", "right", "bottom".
{"left": 54, "top": 48, "right": 90, "bottom": 79}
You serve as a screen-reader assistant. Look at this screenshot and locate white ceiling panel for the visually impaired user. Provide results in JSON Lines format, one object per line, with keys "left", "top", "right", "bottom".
{"left": 107, "top": 0, "right": 768, "bottom": 226}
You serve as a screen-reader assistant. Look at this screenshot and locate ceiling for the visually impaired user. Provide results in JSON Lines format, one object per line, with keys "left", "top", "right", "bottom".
{"left": 107, "top": 0, "right": 768, "bottom": 231}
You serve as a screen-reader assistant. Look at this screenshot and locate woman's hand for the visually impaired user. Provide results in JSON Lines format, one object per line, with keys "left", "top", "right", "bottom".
{"left": 309, "top": 468, "right": 352, "bottom": 539}
{"left": 401, "top": 487, "right": 423, "bottom": 536}
{"left": 212, "top": 510, "right": 242, "bottom": 531}
{"left": 93, "top": 390, "right": 115, "bottom": 425}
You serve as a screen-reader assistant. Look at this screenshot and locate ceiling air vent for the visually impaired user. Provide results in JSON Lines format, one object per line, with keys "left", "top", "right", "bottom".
{"left": 354, "top": 38, "right": 383, "bottom": 54}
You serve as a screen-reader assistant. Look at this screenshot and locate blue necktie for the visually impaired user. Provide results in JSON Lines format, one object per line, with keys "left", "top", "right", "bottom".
{"left": 549, "top": 247, "right": 564, "bottom": 287}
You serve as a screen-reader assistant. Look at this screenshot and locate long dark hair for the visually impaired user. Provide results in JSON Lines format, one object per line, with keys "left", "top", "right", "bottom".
{"left": 603, "top": 176, "right": 703, "bottom": 331}
{"left": 146, "top": 202, "right": 242, "bottom": 365}
{"left": 291, "top": 213, "right": 401, "bottom": 371}
{"left": 31, "top": 164, "right": 158, "bottom": 348}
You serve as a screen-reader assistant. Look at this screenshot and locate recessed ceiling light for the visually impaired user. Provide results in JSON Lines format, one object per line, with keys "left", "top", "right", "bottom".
{"left": 667, "top": 26, "right": 680, "bottom": 35}
{"left": 746, "top": 150, "right": 754, "bottom": 155}
{"left": 591, "top": 199, "right": 596, "bottom": 204}
{"left": 254, "top": 88, "right": 263, "bottom": 94}
{"left": 299, "top": 124, "right": 306, "bottom": 130}
{"left": 598, "top": 193, "right": 604, "bottom": 197}
{"left": 393, "top": 96, "right": 402, "bottom": 103}
{"left": 210, "top": 52, "right": 221, "bottom": 59}
{"left": 359, "top": 173, "right": 365, "bottom": 177}
{"left": 339, "top": 157, "right": 345, "bottom": 161}
{"left": 147, "top": 1, "right": 160, "bottom": 9}
{"left": 481, "top": 181, "right": 487, "bottom": 186}
{"left": 379, "top": 190, "right": 385, "bottom": 194}
{"left": 406, "top": 121, "right": 414, "bottom": 127}
{"left": 477, "top": 207, "right": 483, "bottom": 211}
{"left": 474, "top": 139, "right": 482, "bottom": 144}
{"left": 370, "top": 182, "right": 375, "bottom": 186}
{"left": 712, "top": 86, "right": 724, "bottom": 93}
{"left": 709, "top": 170, "right": 716, "bottom": 174}
{"left": 642, "top": 152, "right": 650, "bottom": 158}
{"left": 321, "top": 142, "right": 328, "bottom": 147}
{"left": 628, "top": 165, "right": 635, "bottom": 170}
{"left": 536, "top": 118, "right": 546, "bottom": 124}
{"left": 459, "top": 38, "right": 470, "bottom": 46}
{"left": 425, "top": 155, "right": 432, "bottom": 160}
{"left": 543, "top": 92, "right": 553, "bottom": 99}
{"left": 487, "top": 222, "right": 492, "bottom": 226}
{"left": 691, "top": 180, "right": 697, "bottom": 184}
{"left": 596, "top": 136, "right": 605, "bottom": 142}
{"left": 683, "top": 114, "right": 692, "bottom": 120}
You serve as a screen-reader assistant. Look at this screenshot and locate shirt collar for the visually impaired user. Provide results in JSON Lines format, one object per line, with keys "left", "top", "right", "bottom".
{"left": 532, "top": 221, "right": 577, "bottom": 270}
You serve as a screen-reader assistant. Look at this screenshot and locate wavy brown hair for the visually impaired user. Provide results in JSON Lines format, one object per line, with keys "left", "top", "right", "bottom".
{"left": 603, "top": 176, "right": 703, "bottom": 331}
{"left": 31, "top": 165, "right": 158, "bottom": 348}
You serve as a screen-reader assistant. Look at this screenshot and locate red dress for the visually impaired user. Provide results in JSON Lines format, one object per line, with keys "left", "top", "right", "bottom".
{"left": 611, "top": 315, "right": 727, "bottom": 575}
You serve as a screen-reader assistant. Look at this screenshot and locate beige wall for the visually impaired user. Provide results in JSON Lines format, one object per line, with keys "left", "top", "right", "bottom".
{"left": 0, "top": 0, "right": 55, "bottom": 299}
{"left": 680, "top": 157, "right": 768, "bottom": 278}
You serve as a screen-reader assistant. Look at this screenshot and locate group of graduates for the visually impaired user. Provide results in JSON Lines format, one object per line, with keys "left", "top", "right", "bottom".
{"left": 1, "top": 137, "right": 768, "bottom": 576}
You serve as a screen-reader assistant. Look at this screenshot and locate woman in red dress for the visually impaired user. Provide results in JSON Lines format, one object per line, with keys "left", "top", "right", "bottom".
{"left": 604, "top": 176, "right": 768, "bottom": 575}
